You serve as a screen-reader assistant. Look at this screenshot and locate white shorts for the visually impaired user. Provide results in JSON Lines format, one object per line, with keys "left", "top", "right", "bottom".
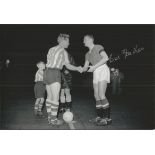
{"left": 93, "top": 64, "right": 110, "bottom": 84}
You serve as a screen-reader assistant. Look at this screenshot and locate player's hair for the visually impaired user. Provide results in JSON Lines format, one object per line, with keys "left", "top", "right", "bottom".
{"left": 36, "top": 61, "right": 45, "bottom": 67}
{"left": 84, "top": 34, "right": 94, "bottom": 41}
{"left": 57, "top": 33, "right": 70, "bottom": 43}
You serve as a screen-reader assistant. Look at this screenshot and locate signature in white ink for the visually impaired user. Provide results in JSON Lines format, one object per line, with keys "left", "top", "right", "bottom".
{"left": 121, "top": 45, "right": 144, "bottom": 59}
{"left": 109, "top": 45, "right": 144, "bottom": 63}
{"left": 109, "top": 53, "right": 121, "bottom": 63}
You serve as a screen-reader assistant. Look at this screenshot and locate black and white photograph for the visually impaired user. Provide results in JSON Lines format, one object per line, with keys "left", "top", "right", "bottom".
{"left": 0, "top": 24, "right": 154, "bottom": 130}
{"left": 0, "top": 1, "right": 155, "bottom": 155}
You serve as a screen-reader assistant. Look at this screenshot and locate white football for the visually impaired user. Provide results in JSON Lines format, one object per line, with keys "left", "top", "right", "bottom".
{"left": 63, "top": 111, "right": 73, "bottom": 123}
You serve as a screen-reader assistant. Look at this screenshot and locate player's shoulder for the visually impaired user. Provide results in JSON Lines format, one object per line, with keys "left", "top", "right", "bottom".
{"left": 94, "top": 44, "right": 104, "bottom": 50}
{"left": 48, "top": 45, "right": 58, "bottom": 52}
{"left": 85, "top": 51, "right": 90, "bottom": 57}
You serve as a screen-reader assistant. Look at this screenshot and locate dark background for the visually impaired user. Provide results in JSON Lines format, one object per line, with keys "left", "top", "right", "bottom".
{"left": 0, "top": 25, "right": 154, "bottom": 86}
{"left": 0, "top": 24, "right": 154, "bottom": 129}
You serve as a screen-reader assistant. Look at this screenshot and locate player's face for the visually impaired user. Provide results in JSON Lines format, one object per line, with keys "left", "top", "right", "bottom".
{"left": 62, "top": 38, "right": 70, "bottom": 49}
{"left": 39, "top": 63, "right": 45, "bottom": 70}
{"left": 83, "top": 36, "right": 91, "bottom": 47}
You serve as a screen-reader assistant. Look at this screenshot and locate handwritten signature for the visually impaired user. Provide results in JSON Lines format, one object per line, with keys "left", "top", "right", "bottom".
{"left": 109, "top": 45, "right": 144, "bottom": 63}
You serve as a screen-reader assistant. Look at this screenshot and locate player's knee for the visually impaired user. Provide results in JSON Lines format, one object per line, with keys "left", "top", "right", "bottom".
{"left": 47, "top": 93, "right": 52, "bottom": 100}
{"left": 94, "top": 93, "right": 100, "bottom": 101}
{"left": 53, "top": 97, "right": 59, "bottom": 103}
{"left": 98, "top": 93, "right": 106, "bottom": 100}
{"left": 36, "top": 98, "right": 41, "bottom": 103}
{"left": 65, "top": 88, "right": 70, "bottom": 94}
{"left": 37, "top": 98, "right": 41, "bottom": 101}
{"left": 40, "top": 98, "right": 44, "bottom": 103}
{"left": 66, "top": 94, "right": 71, "bottom": 102}
{"left": 47, "top": 96, "right": 52, "bottom": 101}
{"left": 61, "top": 89, "right": 65, "bottom": 95}
{"left": 60, "top": 95, "right": 65, "bottom": 103}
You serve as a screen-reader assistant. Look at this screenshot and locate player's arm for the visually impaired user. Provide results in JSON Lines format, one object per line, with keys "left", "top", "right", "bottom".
{"left": 82, "top": 60, "right": 89, "bottom": 72}
{"left": 34, "top": 72, "right": 37, "bottom": 82}
{"left": 93, "top": 50, "right": 109, "bottom": 70}
{"left": 64, "top": 51, "right": 82, "bottom": 73}
{"left": 38, "top": 70, "right": 44, "bottom": 78}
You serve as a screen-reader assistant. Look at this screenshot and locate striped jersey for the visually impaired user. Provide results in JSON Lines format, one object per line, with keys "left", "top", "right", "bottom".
{"left": 46, "top": 45, "right": 69, "bottom": 69}
{"left": 35, "top": 69, "right": 44, "bottom": 82}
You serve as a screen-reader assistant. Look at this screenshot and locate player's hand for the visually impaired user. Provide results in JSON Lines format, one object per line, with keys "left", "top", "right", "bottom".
{"left": 77, "top": 66, "right": 83, "bottom": 73}
{"left": 87, "top": 66, "right": 95, "bottom": 72}
{"left": 82, "top": 67, "right": 88, "bottom": 72}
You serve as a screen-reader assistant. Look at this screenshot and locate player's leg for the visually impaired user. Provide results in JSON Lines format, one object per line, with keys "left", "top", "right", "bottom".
{"left": 34, "top": 98, "right": 40, "bottom": 115}
{"left": 93, "top": 83, "right": 103, "bottom": 122}
{"left": 98, "top": 80, "right": 112, "bottom": 124}
{"left": 60, "top": 89, "right": 66, "bottom": 112}
{"left": 65, "top": 88, "right": 72, "bottom": 111}
{"left": 45, "top": 85, "right": 53, "bottom": 122}
{"left": 37, "top": 83, "right": 46, "bottom": 117}
{"left": 89, "top": 70, "right": 103, "bottom": 123}
{"left": 98, "top": 80, "right": 107, "bottom": 99}
{"left": 34, "top": 83, "right": 40, "bottom": 115}
{"left": 89, "top": 82, "right": 102, "bottom": 123}
{"left": 50, "top": 82, "right": 62, "bottom": 125}
{"left": 38, "top": 98, "right": 45, "bottom": 117}
{"left": 43, "top": 69, "right": 53, "bottom": 122}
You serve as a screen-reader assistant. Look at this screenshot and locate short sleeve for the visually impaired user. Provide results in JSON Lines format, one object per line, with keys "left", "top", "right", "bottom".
{"left": 97, "top": 45, "right": 108, "bottom": 59}
{"left": 97, "top": 45, "right": 105, "bottom": 54}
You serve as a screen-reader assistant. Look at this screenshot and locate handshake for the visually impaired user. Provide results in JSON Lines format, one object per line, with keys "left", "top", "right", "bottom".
{"left": 76, "top": 66, "right": 95, "bottom": 73}
{"left": 76, "top": 66, "right": 83, "bottom": 73}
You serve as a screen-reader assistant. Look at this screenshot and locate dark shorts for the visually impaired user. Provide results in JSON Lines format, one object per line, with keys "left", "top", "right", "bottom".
{"left": 43, "top": 68, "right": 61, "bottom": 85}
{"left": 61, "top": 73, "right": 72, "bottom": 89}
{"left": 34, "top": 81, "right": 46, "bottom": 98}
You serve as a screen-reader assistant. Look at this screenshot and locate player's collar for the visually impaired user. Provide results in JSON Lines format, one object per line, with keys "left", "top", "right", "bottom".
{"left": 89, "top": 44, "right": 95, "bottom": 53}
{"left": 58, "top": 44, "right": 65, "bottom": 50}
